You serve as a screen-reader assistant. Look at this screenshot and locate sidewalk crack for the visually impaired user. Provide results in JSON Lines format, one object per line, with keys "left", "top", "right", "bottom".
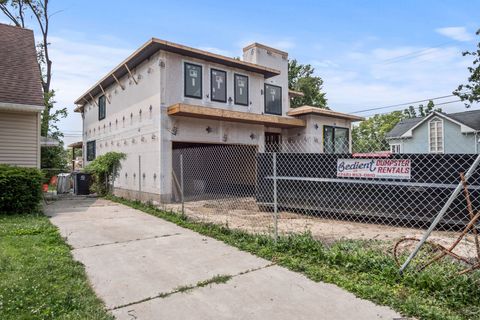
{"left": 110, "top": 262, "right": 276, "bottom": 311}
{"left": 72, "top": 233, "right": 181, "bottom": 250}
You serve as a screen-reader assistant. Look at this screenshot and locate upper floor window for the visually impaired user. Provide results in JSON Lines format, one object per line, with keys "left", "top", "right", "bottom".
{"left": 184, "top": 62, "right": 202, "bottom": 99}
{"left": 390, "top": 144, "right": 401, "bottom": 154}
{"left": 264, "top": 84, "right": 282, "bottom": 115}
{"left": 234, "top": 74, "right": 249, "bottom": 106}
{"left": 86, "top": 140, "right": 96, "bottom": 161}
{"left": 211, "top": 69, "right": 227, "bottom": 102}
{"left": 98, "top": 95, "right": 106, "bottom": 121}
{"left": 324, "top": 126, "right": 349, "bottom": 154}
{"left": 429, "top": 117, "right": 444, "bottom": 153}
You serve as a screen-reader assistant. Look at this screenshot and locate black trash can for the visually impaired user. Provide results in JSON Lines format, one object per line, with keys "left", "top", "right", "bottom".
{"left": 73, "top": 172, "right": 91, "bottom": 195}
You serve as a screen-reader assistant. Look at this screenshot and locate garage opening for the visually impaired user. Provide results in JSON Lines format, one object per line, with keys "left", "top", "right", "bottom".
{"left": 172, "top": 142, "right": 258, "bottom": 202}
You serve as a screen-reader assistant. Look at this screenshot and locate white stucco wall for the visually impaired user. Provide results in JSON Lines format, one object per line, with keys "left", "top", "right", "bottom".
{"left": 80, "top": 43, "right": 355, "bottom": 201}
{"left": 82, "top": 51, "right": 162, "bottom": 196}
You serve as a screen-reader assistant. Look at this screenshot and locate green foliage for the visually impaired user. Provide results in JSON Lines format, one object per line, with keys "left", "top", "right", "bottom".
{"left": 108, "top": 195, "right": 480, "bottom": 320}
{"left": 352, "top": 100, "right": 443, "bottom": 153}
{"left": 0, "top": 165, "right": 43, "bottom": 214}
{"left": 454, "top": 29, "right": 480, "bottom": 108}
{"left": 288, "top": 59, "right": 328, "bottom": 108}
{"left": 40, "top": 90, "right": 69, "bottom": 174}
{"left": 403, "top": 100, "right": 441, "bottom": 118}
{"left": 352, "top": 111, "right": 405, "bottom": 152}
{"left": 0, "top": 214, "right": 113, "bottom": 319}
{"left": 85, "top": 152, "right": 126, "bottom": 195}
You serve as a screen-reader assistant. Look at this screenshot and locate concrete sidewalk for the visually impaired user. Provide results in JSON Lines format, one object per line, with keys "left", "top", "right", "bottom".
{"left": 46, "top": 197, "right": 401, "bottom": 320}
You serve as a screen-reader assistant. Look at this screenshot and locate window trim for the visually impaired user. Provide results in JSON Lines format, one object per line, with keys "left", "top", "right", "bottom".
{"left": 234, "top": 73, "right": 249, "bottom": 106}
{"left": 390, "top": 144, "right": 401, "bottom": 154}
{"left": 98, "top": 95, "right": 106, "bottom": 121}
{"left": 428, "top": 117, "right": 444, "bottom": 153}
{"left": 210, "top": 68, "right": 227, "bottom": 103}
{"left": 184, "top": 62, "right": 203, "bottom": 99}
{"left": 86, "top": 140, "right": 96, "bottom": 161}
{"left": 264, "top": 83, "right": 282, "bottom": 115}
{"left": 323, "top": 125, "right": 350, "bottom": 154}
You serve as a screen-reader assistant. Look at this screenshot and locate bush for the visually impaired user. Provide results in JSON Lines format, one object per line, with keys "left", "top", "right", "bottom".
{"left": 85, "top": 152, "right": 126, "bottom": 196}
{"left": 0, "top": 165, "right": 44, "bottom": 214}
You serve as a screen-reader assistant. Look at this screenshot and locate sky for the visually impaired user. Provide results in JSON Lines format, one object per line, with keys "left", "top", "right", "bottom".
{"left": 1, "top": 0, "right": 479, "bottom": 145}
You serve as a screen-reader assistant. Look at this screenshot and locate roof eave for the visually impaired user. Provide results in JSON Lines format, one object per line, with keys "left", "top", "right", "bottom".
{"left": 73, "top": 38, "right": 281, "bottom": 109}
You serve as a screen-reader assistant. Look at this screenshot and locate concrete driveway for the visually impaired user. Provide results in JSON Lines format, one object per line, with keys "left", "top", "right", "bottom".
{"left": 46, "top": 197, "right": 401, "bottom": 320}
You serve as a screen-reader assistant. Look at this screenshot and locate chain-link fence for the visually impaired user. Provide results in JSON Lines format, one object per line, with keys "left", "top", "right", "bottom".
{"left": 162, "top": 132, "right": 480, "bottom": 273}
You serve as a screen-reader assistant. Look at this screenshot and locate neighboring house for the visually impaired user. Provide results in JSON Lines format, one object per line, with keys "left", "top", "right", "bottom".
{"left": 74, "top": 38, "right": 363, "bottom": 202}
{"left": 386, "top": 110, "right": 480, "bottom": 154}
{"left": 0, "top": 23, "right": 44, "bottom": 168}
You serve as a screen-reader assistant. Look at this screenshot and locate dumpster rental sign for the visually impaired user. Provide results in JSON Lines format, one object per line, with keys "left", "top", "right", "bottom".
{"left": 337, "top": 159, "right": 411, "bottom": 179}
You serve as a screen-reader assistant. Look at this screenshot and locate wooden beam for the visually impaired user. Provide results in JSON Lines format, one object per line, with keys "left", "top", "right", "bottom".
{"left": 89, "top": 93, "right": 99, "bottom": 107}
{"left": 124, "top": 63, "right": 138, "bottom": 85}
{"left": 99, "top": 84, "right": 111, "bottom": 104}
{"left": 112, "top": 73, "right": 125, "bottom": 90}
{"left": 167, "top": 103, "right": 305, "bottom": 128}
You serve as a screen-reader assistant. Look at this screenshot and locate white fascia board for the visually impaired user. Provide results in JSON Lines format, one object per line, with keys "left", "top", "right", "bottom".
{"left": 400, "top": 111, "right": 475, "bottom": 138}
{"left": 0, "top": 102, "right": 44, "bottom": 112}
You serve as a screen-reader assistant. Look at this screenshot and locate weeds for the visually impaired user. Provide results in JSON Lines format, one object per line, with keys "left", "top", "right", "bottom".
{"left": 107, "top": 195, "right": 480, "bottom": 320}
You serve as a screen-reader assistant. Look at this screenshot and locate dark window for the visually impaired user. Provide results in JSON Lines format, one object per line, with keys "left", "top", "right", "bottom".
{"left": 86, "top": 140, "right": 96, "bottom": 161}
{"left": 265, "top": 132, "right": 282, "bottom": 153}
{"left": 184, "top": 62, "right": 202, "bottom": 99}
{"left": 98, "top": 95, "right": 106, "bottom": 120}
{"left": 264, "top": 84, "right": 282, "bottom": 115}
{"left": 210, "top": 69, "right": 227, "bottom": 102}
{"left": 323, "top": 126, "right": 349, "bottom": 154}
{"left": 234, "top": 74, "right": 249, "bottom": 106}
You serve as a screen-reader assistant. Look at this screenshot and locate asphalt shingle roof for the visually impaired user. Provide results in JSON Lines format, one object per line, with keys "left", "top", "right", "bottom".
{"left": 386, "top": 109, "right": 480, "bottom": 139}
{"left": 385, "top": 117, "right": 423, "bottom": 138}
{"left": 0, "top": 23, "right": 44, "bottom": 106}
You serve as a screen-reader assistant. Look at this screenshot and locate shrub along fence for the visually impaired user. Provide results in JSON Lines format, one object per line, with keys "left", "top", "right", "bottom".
{"left": 0, "top": 165, "right": 43, "bottom": 214}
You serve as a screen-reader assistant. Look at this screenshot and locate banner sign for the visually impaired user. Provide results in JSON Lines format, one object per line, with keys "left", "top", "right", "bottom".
{"left": 337, "top": 158, "right": 411, "bottom": 179}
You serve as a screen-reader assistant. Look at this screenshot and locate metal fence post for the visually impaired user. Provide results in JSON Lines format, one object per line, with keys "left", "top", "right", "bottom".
{"left": 180, "top": 153, "right": 185, "bottom": 215}
{"left": 138, "top": 155, "right": 142, "bottom": 201}
{"left": 399, "top": 153, "right": 480, "bottom": 274}
{"left": 273, "top": 152, "right": 278, "bottom": 242}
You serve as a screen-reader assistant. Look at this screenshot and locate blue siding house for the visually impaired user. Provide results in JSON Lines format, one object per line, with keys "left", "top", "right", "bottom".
{"left": 386, "top": 110, "right": 480, "bottom": 154}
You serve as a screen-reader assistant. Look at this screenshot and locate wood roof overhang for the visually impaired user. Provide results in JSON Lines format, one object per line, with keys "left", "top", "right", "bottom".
{"left": 167, "top": 103, "right": 305, "bottom": 129}
{"left": 74, "top": 38, "right": 281, "bottom": 111}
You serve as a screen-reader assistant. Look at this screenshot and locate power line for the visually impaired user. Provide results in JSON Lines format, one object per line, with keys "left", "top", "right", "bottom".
{"left": 381, "top": 41, "right": 456, "bottom": 65}
{"left": 361, "top": 99, "right": 465, "bottom": 118}
{"left": 351, "top": 94, "right": 459, "bottom": 114}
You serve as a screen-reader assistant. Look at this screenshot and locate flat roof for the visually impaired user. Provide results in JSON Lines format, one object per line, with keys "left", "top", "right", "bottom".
{"left": 168, "top": 103, "right": 305, "bottom": 129}
{"left": 287, "top": 106, "right": 365, "bottom": 121}
{"left": 74, "top": 38, "right": 281, "bottom": 109}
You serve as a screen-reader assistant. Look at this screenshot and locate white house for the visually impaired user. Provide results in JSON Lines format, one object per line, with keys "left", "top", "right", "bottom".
{"left": 74, "top": 38, "right": 363, "bottom": 202}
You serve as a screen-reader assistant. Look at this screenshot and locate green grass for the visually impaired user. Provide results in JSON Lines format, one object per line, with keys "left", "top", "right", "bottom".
{"left": 0, "top": 214, "right": 113, "bottom": 320}
{"left": 107, "top": 195, "right": 480, "bottom": 320}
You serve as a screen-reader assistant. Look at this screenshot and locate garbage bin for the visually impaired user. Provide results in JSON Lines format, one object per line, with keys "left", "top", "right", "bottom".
{"left": 57, "top": 173, "right": 71, "bottom": 194}
{"left": 73, "top": 172, "right": 91, "bottom": 195}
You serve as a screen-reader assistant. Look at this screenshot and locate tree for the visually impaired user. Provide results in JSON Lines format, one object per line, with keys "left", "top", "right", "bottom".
{"left": 40, "top": 91, "right": 68, "bottom": 172}
{"left": 454, "top": 29, "right": 480, "bottom": 107}
{"left": 403, "top": 100, "right": 441, "bottom": 118}
{"left": 352, "top": 111, "right": 405, "bottom": 153}
{"left": 288, "top": 59, "right": 328, "bottom": 108}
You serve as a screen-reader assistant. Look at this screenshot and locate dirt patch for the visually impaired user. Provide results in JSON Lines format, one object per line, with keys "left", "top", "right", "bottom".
{"left": 162, "top": 197, "right": 479, "bottom": 260}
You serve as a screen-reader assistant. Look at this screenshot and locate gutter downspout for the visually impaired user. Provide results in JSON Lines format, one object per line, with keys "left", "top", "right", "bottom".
{"left": 476, "top": 132, "right": 478, "bottom": 154}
